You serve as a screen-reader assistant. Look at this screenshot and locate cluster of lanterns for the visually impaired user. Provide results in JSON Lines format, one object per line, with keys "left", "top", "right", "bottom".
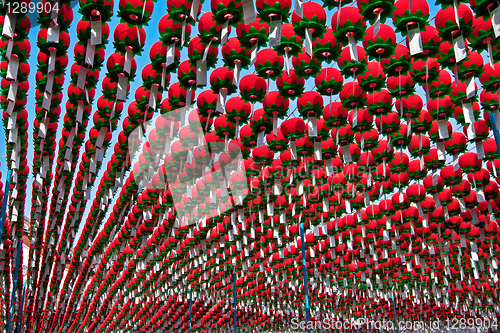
{"left": 1, "top": 0, "right": 500, "bottom": 332}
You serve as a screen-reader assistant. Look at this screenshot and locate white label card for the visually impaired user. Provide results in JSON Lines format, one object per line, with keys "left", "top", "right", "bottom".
{"left": 490, "top": 5, "right": 500, "bottom": 38}
{"left": 269, "top": 19, "right": 282, "bottom": 47}
{"left": 305, "top": 28, "right": 313, "bottom": 57}
{"left": 242, "top": 0, "right": 256, "bottom": 24}
{"left": 76, "top": 67, "right": 87, "bottom": 89}
{"left": 166, "top": 43, "right": 175, "bottom": 67}
{"left": 6, "top": 56, "right": 19, "bottom": 80}
{"left": 190, "top": 0, "right": 200, "bottom": 21}
{"left": 408, "top": 27, "right": 423, "bottom": 55}
{"left": 453, "top": 33, "right": 467, "bottom": 63}
{"left": 466, "top": 76, "right": 475, "bottom": 99}
{"left": 462, "top": 102, "right": 475, "bottom": 124}
{"left": 47, "top": 24, "right": 60, "bottom": 43}
{"left": 116, "top": 75, "right": 129, "bottom": 101}
{"left": 2, "top": 13, "right": 15, "bottom": 39}
{"left": 294, "top": 0, "right": 303, "bottom": 17}
{"left": 251, "top": 44, "right": 258, "bottom": 65}
{"left": 348, "top": 35, "right": 358, "bottom": 61}
{"left": 221, "top": 21, "right": 229, "bottom": 45}
{"left": 90, "top": 16, "right": 102, "bottom": 45}
{"left": 7, "top": 81, "right": 17, "bottom": 102}
{"left": 85, "top": 40, "right": 96, "bottom": 67}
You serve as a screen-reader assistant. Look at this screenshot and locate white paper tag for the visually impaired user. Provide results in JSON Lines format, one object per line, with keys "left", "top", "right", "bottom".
{"left": 124, "top": 47, "right": 133, "bottom": 75}
{"left": 5, "top": 38, "right": 12, "bottom": 61}
{"left": 438, "top": 119, "right": 449, "bottom": 139}
{"left": 221, "top": 21, "right": 229, "bottom": 45}
{"left": 462, "top": 102, "right": 475, "bottom": 124}
{"left": 47, "top": 49, "right": 57, "bottom": 73}
{"left": 476, "top": 141, "right": 485, "bottom": 159}
{"left": 77, "top": 67, "right": 88, "bottom": 89}
{"left": 373, "top": 13, "right": 381, "bottom": 37}
{"left": 466, "top": 76, "right": 475, "bottom": 99}
{"left": 47, "top": 24, "right": 60, "bottom": 43}
{"left": 408, "top": 27, "right": 423, "bottom": 55}
{"left": 294, "top": 0, "right": 303, "bottom": 17}
{"left": 233, "top": 62, "right": 241, "bottom": 87}
{"left": 76, "top": 101, "right": 84, "bottom": 124}
{"left": 490, "top": 5, "right": 500, "bottom": 38}
{"left": 7, "top": 112, "right": 16, "bottom": 130}
{"left": 38, "top": 118, "right": 48, "bottom": 139}
{"left": 291, "top": 140, "right": 297, "bottom": 159}
{"left": 6, "top": 56, "right": 19, "bottom": 80}
{"left": 215, "top": 89, "right": 228, "bottom": 114}
{"left": 166, "top": 43, "right": 175, "bottom": 67}
{"left": 90, "top": 16, "right": 102, "bottom": 45}
{"left": 202, "top": 40, "right": 212, "bottom": 63}
{"left": 116, "top": 75, "right": 128, "bottom": 101}
{"left": 305, "top": 28, "right": 313, "bottom": 57}
{"left": 308, "top": 116, "right": 317, "bottom": 137}
{"left": 257, "top": 130, "right": 265, "bottom": 147}
{"left": 45, "top": 73, "right": 55, "bottom": 95}
{"left": 149, "top": 84, "right": 158, "bottom": 110}
{"left": 466, "top": 123, "right": 476, "bottom": 140}
{"left": 95, "top": 127, "right": 108, "bottom": 148}
{"left": 341, "top": 145, "right": 352, "bottom": 163}
{"left": 437, "top": 141, "right": 446, "bottom": 160}
{"left": 348, "top": 35, "right": 358, "bottom": 61}
{"left": 181, "top": 19, "right": 186, "bottom": 46}
{"left": 189, "top": 0, "right": 200, "bottom": 19}
{"left": 85, "top": 40, "right": 96, "bottom": 67}
{"left": 453, "top": 33, "right": 467, "bottom": 63}
{"left": 42, "top": 91, "right": 52, "bottom": 111}
{"left": 2, "top": 13, "right": 15, "bottom": 39}
{"left": 242, "top": 0, "right": 256, "bottom": 24}
{"left": 314, "top": 141, "right": 322, "bottom": 161}
{"left": 251, "top": 44, "right": 258, "bottom": 65}
{"left": 7, "top": 81, "right": 18, "bottom": 102}
{"left": 269, "top": 19, "right": 282, "bottom": 47}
